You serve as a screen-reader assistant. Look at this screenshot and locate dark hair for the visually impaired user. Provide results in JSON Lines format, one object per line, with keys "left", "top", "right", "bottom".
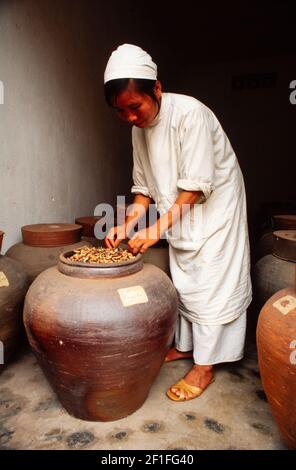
{"left": 104, "top": 78, "right": 158, "bottom": 107}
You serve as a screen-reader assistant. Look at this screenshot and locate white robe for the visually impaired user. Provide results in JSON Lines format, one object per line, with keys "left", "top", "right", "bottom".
{"left": 175, "top": 313, "right": 247, "bottom": 364}
{"left": 131, "top": 93, "right": 252, "bottom": 325}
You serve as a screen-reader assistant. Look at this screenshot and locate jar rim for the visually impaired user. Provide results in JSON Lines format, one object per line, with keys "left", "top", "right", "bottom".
{"left": 59, "top": 250, "right": 142, "bottom": 268}
{"left": 58, "top": 250, "right": 143, "bottom": 279}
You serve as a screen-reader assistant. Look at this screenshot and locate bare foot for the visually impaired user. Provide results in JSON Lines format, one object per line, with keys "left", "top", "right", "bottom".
{"left": 171, "top": 364, "right": 214, "bottom": 399}
{"left": 165, "top": 347, "right": 193, "bottom": 363}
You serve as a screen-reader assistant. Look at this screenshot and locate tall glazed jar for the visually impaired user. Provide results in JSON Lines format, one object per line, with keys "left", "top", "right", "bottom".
{"left": 253, "top": 231, "right": 296, "bottom": 309}
{"left": 6, "top": 223, "right": 92, "bottom": 283}
{"left": 0, "top": 231, "right": 29, "bottom": 372}
{"left": 24, "top": 251, "right": 177, "bottom": 421}
{"left": 256, "top": 267, "right": 296, "bottom": 449}
{"left": 75, "top": 216, "right": 103, "bottom": 247}
{"left": 256, "top": 214, "right": 296, "bottom": 260}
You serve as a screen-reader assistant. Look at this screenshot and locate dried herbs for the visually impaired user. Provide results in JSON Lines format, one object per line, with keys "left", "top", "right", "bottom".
{"left": 68, "top": 246, "right": 135, "bottom": 264}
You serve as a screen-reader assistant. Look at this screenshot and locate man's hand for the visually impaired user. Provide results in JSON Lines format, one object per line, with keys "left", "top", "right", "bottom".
{"left": 104, "top": 224, "right": 127, "bottom": 249}
{"left": 128, "top": 225, "right": 160, "bottom": 255}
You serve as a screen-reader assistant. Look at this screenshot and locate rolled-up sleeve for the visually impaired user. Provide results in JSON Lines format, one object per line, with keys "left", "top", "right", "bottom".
{"left": 177, "top": 111, "right": 215, "bottom": 200}
{"left": 131, "top": 130, "right": 152, "bottom": 198}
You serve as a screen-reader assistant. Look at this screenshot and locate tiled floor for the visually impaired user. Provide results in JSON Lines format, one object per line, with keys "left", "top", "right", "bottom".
{"left": 0, "top": 338, "right": 287, "bottom": 450}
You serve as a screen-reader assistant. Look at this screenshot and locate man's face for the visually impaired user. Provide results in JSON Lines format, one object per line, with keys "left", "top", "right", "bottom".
{"left": 113, "top": 83, "right": 160, "bottom": 128}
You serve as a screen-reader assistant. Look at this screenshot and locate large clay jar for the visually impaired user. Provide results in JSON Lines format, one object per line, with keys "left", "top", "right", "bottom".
{"left": 256, "top": 268, "right": 296, "bottom": 449}
{"left": 121, "top": 239, "right": 171, "bottom": 277}
{"left": 0, "top": 231, "right": 29, "bottom": 373}
{"left": 75, "top": 216, "right": 103, "bottom": 247}
{"left": 142, "top": 240, "right": 170, "bottom": 277}
{"left": 253, "top": 230, "right": 296, "bottom": 309}
{"left": 24, "top": 251, "right": 177, "bottom": 421}
{"left": 256, "top": 214, "right": 296, "bottom": 260}
{"left": 6, "top": 223, "right": 91, "bottom": 283}
{"left": 75, "top": 209, "right": 128, "bottom": 247}
{"left": 255, "top": 202, "right": 296, "bottom": 236}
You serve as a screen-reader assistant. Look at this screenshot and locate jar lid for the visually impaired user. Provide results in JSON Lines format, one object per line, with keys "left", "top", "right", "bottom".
{"left": 272, "top": 230, "right": 296, "bottom": 262}
{"left": 22, "top": 224, "right": 82, "bottom": 247}
{"left": 75, "top": 216, "right": 103, "bottom": 238}
{"left": 272, "top": 214, "right": 296, "bottom": 230}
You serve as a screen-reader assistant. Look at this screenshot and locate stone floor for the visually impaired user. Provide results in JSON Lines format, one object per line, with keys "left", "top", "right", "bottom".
{"left": 0, "top": 337, "right": 287, "bottom": 451}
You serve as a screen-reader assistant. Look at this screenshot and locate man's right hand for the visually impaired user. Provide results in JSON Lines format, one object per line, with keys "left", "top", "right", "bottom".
{"left": 104, "top": 224, "right": 127, "bottom": 249}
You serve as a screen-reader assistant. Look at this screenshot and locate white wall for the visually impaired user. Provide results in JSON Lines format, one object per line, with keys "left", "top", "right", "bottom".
{"left": 0, "top": 0, "right": 132, "bottom": 253}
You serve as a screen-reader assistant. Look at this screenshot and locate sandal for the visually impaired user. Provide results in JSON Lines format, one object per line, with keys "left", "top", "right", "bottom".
{"left": 166, "top": 377, "right": 215, "bottom": 401}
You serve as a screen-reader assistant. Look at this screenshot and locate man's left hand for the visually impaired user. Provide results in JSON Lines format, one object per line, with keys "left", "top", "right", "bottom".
{"left": 128, "top": 225, "right": 160, "bottom": 254}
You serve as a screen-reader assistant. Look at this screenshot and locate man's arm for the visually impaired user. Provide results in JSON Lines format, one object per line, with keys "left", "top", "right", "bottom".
{"left": 128, "top": 190, "right": 204, "bottom": 254}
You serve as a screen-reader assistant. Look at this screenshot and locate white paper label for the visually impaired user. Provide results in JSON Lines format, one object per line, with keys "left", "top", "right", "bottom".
{"left": 118, "top": 285, "right": 148, "bottom": 307}
{"left": 273, "top": 295, "right": 296, "bottom": 315}
{"left": 0, "top": 272, "right": 9, "bottom": 287}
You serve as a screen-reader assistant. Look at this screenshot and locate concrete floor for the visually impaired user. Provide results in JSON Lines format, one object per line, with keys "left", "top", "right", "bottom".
{"left": 0, "top": 338, "right": 287, "bottom": 451}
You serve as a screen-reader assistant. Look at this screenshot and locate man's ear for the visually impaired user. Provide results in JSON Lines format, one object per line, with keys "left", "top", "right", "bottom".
{"left": 154, "top": 80, "right": 162, "bottom": 99}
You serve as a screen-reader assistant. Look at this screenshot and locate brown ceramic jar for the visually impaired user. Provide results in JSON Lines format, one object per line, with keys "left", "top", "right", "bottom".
{"left": 6, "top": 223, "right": 92, "bottom": 283}
{"left": 75, "top": 216, "right": 103, "bottom": 247}
{"left": 256, "top": 214, "right": 296, "bottom": 260}
{"left": 0, "top": 232, "right": 29, "bottom": 373}
{"left": 256, "top": 267, "right": 296, "bottom": 449}
{"left": 24, "top": 251, "right": 177, "bottom": 421}
{"left": 120, "top": 240, "right": 170, "bottom": 277}
{"left": 253, "top": 231, "right": 296, "bottom": 308}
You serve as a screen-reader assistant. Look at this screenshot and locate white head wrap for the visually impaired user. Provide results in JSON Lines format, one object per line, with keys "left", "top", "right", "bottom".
{"left": 104, "top": 44, "right": 157, "bottom": 84}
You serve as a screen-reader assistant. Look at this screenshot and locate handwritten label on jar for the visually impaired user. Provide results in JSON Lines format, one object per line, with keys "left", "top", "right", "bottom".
{"left": 118, "top": 285, "right": 148, "bottom": 307}
{"left": 273, "top": 295, "right": 296, "bottom": 315}
{"left": 0, "top": 272, "right": 9, "bottom": 287}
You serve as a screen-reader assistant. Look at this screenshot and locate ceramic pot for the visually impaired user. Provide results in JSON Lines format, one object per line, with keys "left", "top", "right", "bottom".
{"left": 256, "top": 214, "right": 296, "bottom": 260}
{"left": 0, "top": 232, "right": 29, "bottom": 372}
{"left": 24, "top": 251, "right": 177, "bottom": 421}
{"left": 6, "top": 223, "right": 91, "bottom": 283}
{"left": 256, "top": 268, "right": 296, "bottom": 449}
{"left": 253, "top": 231, "right": 296, "bottom": 308}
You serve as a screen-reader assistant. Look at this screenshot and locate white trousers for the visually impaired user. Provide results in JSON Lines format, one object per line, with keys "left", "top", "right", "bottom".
{"left": 174, "top": 312, "right": 247, "bottom": 365}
